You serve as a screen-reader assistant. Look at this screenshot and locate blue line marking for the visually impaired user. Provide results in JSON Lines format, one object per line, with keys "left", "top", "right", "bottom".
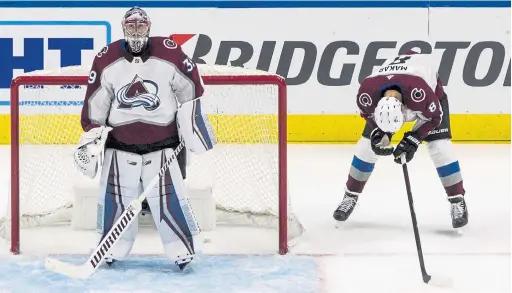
{"left": 0, "top": 1, "right": 509, "bottom": 7}
{"left": 0, "top": 20, "right": 112, "bottom": 45}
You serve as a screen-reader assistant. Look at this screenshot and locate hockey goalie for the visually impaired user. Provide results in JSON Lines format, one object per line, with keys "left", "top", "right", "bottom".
{"left": 73, "top": 6, "right": 215, "bottom": 270}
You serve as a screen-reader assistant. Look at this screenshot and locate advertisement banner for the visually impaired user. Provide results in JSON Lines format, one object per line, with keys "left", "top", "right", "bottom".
{"left": 0, "top": 5, "right": 509, "bottom": 142}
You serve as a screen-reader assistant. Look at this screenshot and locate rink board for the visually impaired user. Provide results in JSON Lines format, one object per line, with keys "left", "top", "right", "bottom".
{"left": 0, "top": 113, "right": 509, "bottom": 144}
{"left": 0, "top": 2, "right": 509, "bottom": 144}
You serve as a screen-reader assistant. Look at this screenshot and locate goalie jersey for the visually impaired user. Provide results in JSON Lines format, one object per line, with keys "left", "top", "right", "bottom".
{"left": 80, "top": 37, "right": 204, "bottom": 150}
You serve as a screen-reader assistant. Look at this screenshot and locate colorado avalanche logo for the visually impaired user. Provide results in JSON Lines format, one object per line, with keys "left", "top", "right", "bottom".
{"left": 117, "top": 75, "right": 160, "bottom": 111}
{"left": 410, "top": 88, "right": 426, "bottom": 103}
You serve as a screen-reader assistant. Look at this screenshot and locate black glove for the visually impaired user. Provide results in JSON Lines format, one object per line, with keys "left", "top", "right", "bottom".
{"left": 370, "top": 128, "right": 394, "bottom": 156}
{"left": 393, "top": 131, "right": 421, "bottom": 164}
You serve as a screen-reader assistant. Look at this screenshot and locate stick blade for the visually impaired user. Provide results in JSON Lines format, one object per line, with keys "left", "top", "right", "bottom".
{"left": 45, "top": 257, "right": 95, "bottom": 279}
{"left": 427, "top": 275, "right": 453, "bottom": 288}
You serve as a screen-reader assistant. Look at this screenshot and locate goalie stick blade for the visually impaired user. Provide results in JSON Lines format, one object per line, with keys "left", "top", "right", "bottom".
{"left": 45, "top": 257, "right": 95, "bottom": 279}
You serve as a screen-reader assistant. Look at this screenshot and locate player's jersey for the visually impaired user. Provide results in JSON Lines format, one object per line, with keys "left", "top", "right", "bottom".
{"left": 370, "top": 54, "right": 438, "bottom": 91}
{"left": 357, "top": 53, "right": 444, "bottom": 140}
{"left": 81, "top": 36, "right": 204, "bottom": 146}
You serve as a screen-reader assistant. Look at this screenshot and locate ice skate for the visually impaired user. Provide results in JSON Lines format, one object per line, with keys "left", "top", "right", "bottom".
{"left": 175, "top": 255, "right": 194, "bottom": 271}
{"left": 105, "top": 258, "right": 117, "bottom": 267}
{"left": 333, "top": 191, "right": 359, "bottom": 222}
{"left": 448, "top": 195, "right": 468, "bottom": 228}
{"left": 141, "top": 198, "right": 151, "bottom": 216}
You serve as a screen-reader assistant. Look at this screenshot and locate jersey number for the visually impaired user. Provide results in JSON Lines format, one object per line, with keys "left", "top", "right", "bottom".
{"left": 96, "top": 46, "right": 108, "bottom": 58}
{"left": 183, "top": 58, "right": 195, "bottom": 73}
{"left": 428, "top": 101, "right": 437, "bottom": 112}
{"left": 389, "top": 56, "right": 411, "bottom": 65}
{"left": 88, "top": 71, "right": 97, "bottom": 84}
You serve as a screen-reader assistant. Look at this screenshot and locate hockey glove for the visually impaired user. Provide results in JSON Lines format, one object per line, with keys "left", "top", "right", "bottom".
{"left": 370, "top": 128, "right": 394, "bottom": 156}
{"left": 74, "top": 126, "right": 112, "bottom": 178}
{"left": 393, "top": 131, "right": 421, "bottom": 164}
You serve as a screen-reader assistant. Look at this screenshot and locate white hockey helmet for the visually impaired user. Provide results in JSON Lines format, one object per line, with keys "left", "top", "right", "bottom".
{"left": 122, "top": 7, "right": 151, "bottom": 54}
{"left": 374, "top": 97, "right": 404, "bottom": 133}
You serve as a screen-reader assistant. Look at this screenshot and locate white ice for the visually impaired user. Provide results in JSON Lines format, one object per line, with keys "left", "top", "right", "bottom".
{"left": 0, "top": 144, "right": 510, "bottom": 293}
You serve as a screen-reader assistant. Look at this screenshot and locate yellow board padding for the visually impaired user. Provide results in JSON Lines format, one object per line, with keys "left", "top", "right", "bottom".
{"left": 287, "top": 114, "right": 511, "bottom": 143}
{"left": 0, "top": 114, "right": 83, "bottom": 145}
{"left": 210, "top": 114, "right": 278, "bottom": 144}
{"left": 0, "top": 113, "right": 509, "bottom": 145}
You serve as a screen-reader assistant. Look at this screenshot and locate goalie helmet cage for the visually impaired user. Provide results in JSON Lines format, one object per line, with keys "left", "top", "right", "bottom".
{"left": 9, "top": 70, "right": 290, "bottom": 255}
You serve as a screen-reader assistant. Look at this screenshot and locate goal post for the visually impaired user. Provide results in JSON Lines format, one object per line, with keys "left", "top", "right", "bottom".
{"left": 5, "top": 64, "right": 302, "bottom": 255}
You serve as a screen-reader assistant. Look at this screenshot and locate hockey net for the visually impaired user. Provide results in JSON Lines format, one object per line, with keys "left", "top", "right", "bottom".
{"left": 2, "top": 64, "right": 303, "bottom": 255}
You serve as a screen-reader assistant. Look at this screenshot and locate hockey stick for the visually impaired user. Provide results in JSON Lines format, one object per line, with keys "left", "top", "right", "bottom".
{"left": 45, "top": 141, "right": 186, "bottom": 279}
{"left": 400, "top": 155, "right": 452, "bottom": 287}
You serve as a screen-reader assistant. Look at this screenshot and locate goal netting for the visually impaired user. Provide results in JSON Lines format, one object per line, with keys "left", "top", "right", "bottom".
{"left": 2, "top": 64, "right": 304, "bottom": 255}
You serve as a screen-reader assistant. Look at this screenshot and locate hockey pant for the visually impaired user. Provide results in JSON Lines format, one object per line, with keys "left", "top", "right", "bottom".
{"left": 96, "top": 148, "right": 200, "bottom": 262}
{"left": 346, "top": 97, "right": 464, "bottom": 197}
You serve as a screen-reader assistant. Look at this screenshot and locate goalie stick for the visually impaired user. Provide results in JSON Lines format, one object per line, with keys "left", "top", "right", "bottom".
{"left": 45, "top": 141, "right": 186, "bottom": 279}
{"left": 401, "top": 156, "right": 452, "bottom": 287}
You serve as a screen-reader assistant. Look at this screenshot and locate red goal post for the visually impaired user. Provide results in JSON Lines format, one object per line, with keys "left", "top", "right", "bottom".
{"left": 7, "top": 66, "right": 298, "bottom": 255}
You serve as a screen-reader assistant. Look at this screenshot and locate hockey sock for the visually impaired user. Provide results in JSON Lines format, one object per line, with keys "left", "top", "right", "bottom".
{"left": 346, "top": 155, "right": 375, "bottom": 194}
{"left": 436, "top": 161, "right": 465, "bottom": 196}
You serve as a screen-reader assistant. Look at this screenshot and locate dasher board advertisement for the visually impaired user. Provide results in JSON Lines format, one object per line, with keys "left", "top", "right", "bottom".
{"left": 0, "top": 3, "right": 509, "bottom": 142}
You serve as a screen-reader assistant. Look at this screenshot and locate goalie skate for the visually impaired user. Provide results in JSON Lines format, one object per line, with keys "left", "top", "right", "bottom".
{"left": 176, "top": 255, "right": 194, "bottom": 270}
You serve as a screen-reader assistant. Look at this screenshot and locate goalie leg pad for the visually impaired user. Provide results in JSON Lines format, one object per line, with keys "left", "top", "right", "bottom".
{"left": 97, "top": 149, "right": 143, "bottom": 260}
{"left": 346, "top": 137, "right": 380, "bottom": 194}
{"left": 141, "top": 148, "right": 200, "bottom": 261}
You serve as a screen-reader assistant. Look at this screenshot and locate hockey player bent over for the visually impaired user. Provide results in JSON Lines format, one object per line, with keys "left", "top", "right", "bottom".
{"left": 333, "top": 52, "right": 468, "bottom": 229}
{"left": 73, "top": 7, "right": 215, "bottom": 269}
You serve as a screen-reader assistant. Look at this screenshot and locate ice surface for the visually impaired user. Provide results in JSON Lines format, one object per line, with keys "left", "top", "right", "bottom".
{"left": 0, "top": 144, "right": 510, "bottom": 293}
{"left": 0, "top": 255, "right": 319, "bottom": 293}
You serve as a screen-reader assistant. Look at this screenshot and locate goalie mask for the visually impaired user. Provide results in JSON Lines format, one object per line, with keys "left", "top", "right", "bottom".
{"left": 122, "top": 6, "right": 151, "bottom": 54}
{"left": 374, "top": 96, "right": 405, "bottom": 133}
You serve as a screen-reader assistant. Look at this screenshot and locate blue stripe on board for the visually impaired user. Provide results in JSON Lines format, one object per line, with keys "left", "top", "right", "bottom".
{"left": 0, "top": 21, "right": 112, "bottom": 44}
{"left": 0, "top": 101, "right": 84, "bottom": 106}
{"left": 0, "top": 1, "right": 509, "bottom": 8}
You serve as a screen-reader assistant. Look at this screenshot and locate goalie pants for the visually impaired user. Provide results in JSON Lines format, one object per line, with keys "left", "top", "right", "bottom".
{"left": 96, "top": 147, "right": 199, "bottom": 262}
{"left": 346, "top": 95, "right": 465, "bottom": 197}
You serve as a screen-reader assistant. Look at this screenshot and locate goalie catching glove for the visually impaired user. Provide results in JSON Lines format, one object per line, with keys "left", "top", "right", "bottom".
{"left": 177, "top": 98, "right": 216, "bottom": 154}
{"left": 74, "top": 126, "right": 112, "bottom": 178}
